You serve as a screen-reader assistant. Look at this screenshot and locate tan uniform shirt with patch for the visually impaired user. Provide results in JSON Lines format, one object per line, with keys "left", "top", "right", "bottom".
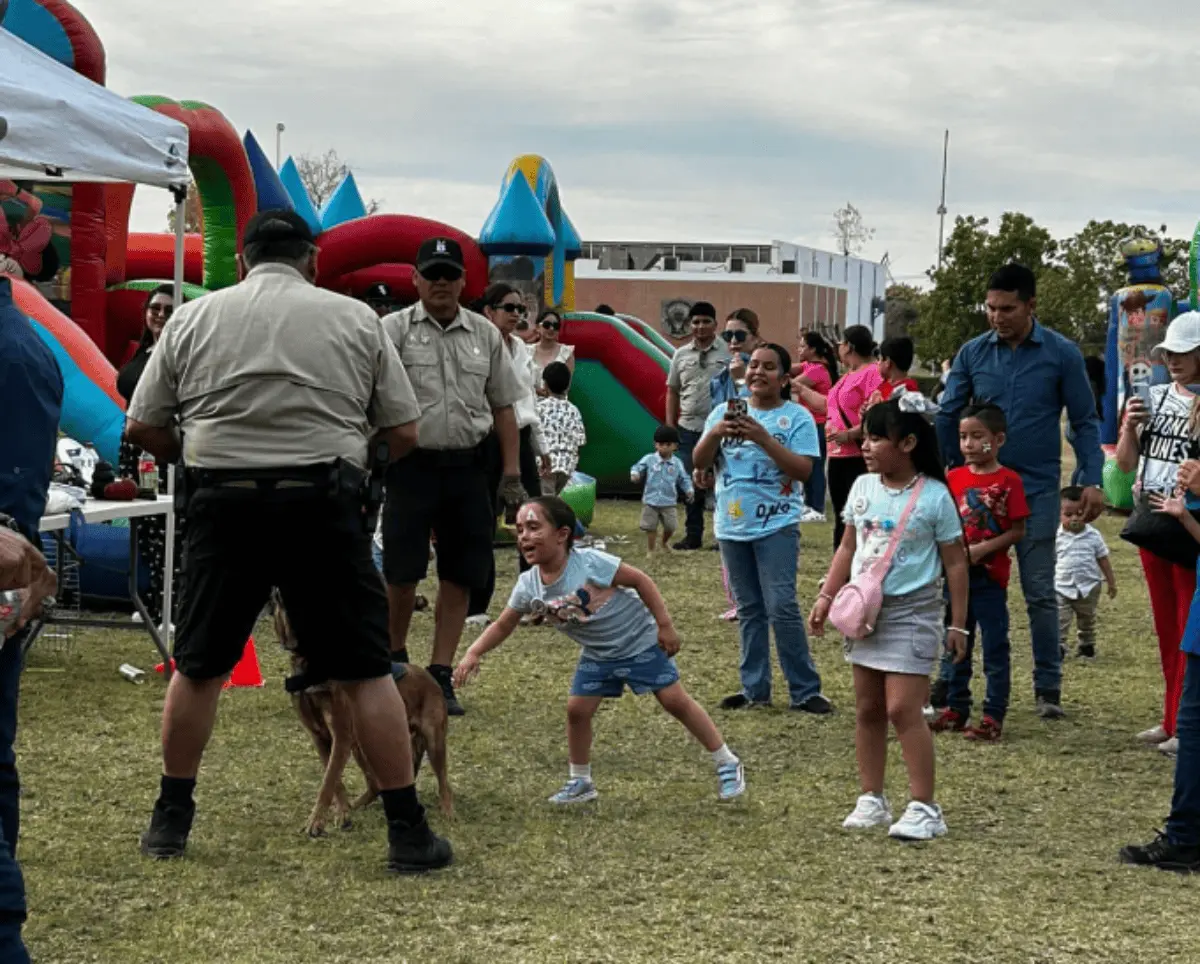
{"left": 667, "top": 339, "right": 730, "bottom": 432}
{"left": 381, "top": 303, "right": 524, "bottom": 450}
{"left": 127, "top": 263, "right": 420, "bottom": 469}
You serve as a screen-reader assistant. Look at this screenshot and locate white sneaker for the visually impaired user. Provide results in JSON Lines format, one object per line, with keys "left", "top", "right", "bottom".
{"left": 842, "top": 792, "right": 893, "bottom": 830}
{"left": 464, "top": 614, "right": 491, "bottom": 629}
{"left": 1136, "top": 725, "right": 1169, "bottom": 745}
{"left": 1157, "top": 737, "right": 1180, "bottom": 756}
{"left": 888, "top": 801, "right": 948, "bottom": 841}
{"left": 800, "top": 508, "right": 826, "bottom": 523}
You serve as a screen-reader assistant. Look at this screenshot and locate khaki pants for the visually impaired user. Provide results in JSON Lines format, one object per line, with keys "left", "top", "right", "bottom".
{"left": 1057, "top": 586, "right": 1101, "bottom": 650}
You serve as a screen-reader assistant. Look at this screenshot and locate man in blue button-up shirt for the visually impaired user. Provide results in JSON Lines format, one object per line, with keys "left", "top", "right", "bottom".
{"left": 0, "top": 268, "right": 63, "bottom": 964}
{"left": 936, "top": 264, "right": 1104, "bottom": 720}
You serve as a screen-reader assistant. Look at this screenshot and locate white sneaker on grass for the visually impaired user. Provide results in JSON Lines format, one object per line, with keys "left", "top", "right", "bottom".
{"left": 1157, "top": 737, "right": 1180, "bottom": 756}
{"left": 717, "top": 760, "right": 746, "bottom": 801}
{"left": 888, "top": 801, "right": 947, "bottom": 841}
{"left": 1136, "top": 725, "right": 1168, "bottom": 745}
{"left": 464, "top": 614, "right": 491, "bottom": 629}
{"left": 548, "top": 777, "right": 598, "bottom": 805}
{"left": 842, "top": 792, "right": 892, "bottom": 830}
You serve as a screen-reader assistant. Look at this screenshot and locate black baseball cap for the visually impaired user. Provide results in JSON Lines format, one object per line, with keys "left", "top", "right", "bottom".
{"left": 243, "top": 209, "right": 317, "bottom": 247}
{"left": 416, "top": 237, "right": 465, "bottom": 273}
{"left": 364, "top": 282, "right": 392, "bottom": 301}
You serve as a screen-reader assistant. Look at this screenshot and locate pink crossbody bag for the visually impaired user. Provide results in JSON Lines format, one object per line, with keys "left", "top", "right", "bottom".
{"left": 829, "top": 478, "right": 925, "bottom": 640}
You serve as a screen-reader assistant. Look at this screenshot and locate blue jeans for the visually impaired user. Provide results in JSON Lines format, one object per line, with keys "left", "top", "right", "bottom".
{"left": 803, "top": 430, "right": 827, "bottom": 515}
{"left": 720, "top": 526, "right": 822, "bottom": 705}
{"left": 939, "top": 570, "right": 1011, "bottom": 722}
{"left": 1167, "top": 653, "right": 1200, "bottom": 847}
{"left": 1016, "top": 492, "right": 1062, "bottom": 695}
{"left": 675, "top": 427, "right": 705, "bottom": 543}
{"left": 0, "top": 636, "right": 28, "bottom": 963}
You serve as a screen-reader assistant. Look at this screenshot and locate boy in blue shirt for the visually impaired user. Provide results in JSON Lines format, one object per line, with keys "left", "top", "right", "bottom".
{"left": 631, "top": 426, "right": 695, "bottom": 553}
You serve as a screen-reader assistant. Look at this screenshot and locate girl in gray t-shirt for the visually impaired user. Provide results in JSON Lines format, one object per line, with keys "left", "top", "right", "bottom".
{"left": 454, "top": 496, "right": 746, "bottom": 805}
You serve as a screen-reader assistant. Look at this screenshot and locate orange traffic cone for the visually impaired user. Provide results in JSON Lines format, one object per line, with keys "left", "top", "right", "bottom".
{"left": 224, "top": 636, "right": 265, "bottom": 688}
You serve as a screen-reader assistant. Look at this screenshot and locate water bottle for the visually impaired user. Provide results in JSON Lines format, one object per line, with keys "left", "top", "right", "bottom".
{"left": 138, "top": 457, "right": 159, "bottom": 498}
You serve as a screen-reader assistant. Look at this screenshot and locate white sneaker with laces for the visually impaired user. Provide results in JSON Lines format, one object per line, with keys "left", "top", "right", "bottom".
{"left": 888, "top": 801, "right": 948, "bottom": 841}
{"left": 842, "top": 792, "right": 893, "bottom": 830}
{"left": 1157, "top": 737, "right": 1180, "bottom": 756}
{"left": 1136, "top": 725, "right": 1168, "bottom": 745}
{"left": 548, "top": 777, "right": 598, "bottom": 805}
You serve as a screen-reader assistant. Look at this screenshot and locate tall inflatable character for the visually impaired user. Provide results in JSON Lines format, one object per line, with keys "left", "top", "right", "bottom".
{"left": 1101, "top": 234, "right": 1174, "bottom": 508}
{"left": 1103, "top": 235, "right": 1173, "bottom": 441}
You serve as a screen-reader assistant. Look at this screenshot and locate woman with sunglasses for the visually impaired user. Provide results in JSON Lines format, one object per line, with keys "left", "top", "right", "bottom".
{"left": 467, "top": 284, "right": 552, "bottom": 626}
{"left": 116, "top": 284, "right": 182, "bottom": 631}
{"left": 709, "top": 309, "right": 760, "bottom": 407}
{"left": 532, "top": 309, "right": 575, "bottom": 392}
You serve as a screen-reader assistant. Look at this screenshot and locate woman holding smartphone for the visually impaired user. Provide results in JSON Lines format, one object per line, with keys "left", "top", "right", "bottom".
{"left": 1116, "top": 313, "right": 1200, "bottom": 753}
{"left": 694, "top": 344, "right": 831, "bottom": 714}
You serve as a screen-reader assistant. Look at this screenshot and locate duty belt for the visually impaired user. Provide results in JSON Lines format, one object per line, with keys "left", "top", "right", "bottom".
{"left": 185, "top": 464, "right": 336, "bottom": 492}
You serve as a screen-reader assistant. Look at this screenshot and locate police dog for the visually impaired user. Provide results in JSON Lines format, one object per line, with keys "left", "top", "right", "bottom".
{"left": 270, "top": 589, "right": 452, "bottom": 835}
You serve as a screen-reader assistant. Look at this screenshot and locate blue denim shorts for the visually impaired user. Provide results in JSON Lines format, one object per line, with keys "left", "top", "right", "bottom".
{"left": 570, "top": 646, "right": 680, "bottom": 697}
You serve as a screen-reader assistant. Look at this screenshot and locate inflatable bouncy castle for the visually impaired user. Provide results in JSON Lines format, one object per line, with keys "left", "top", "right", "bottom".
{"left": 480, "top": 155, "right": 672, "bottom": 491}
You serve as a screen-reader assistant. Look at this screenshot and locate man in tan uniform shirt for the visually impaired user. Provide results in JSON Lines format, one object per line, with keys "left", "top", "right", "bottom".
{"left": 381, "top": 237, "right": 526, "bottom": 715}
{"left": 125, "top": 209, "right": 451, "bottom": 874}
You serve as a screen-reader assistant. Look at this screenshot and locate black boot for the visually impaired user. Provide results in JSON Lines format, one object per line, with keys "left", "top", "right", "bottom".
{"left": 140, "top": 799, "right": 195, "bottom": 859}
{"left": 387, "top": 817, "right": 453, "bottom": 874}
{"left": 429, "top": 664, "right": 464, "bottom": 717}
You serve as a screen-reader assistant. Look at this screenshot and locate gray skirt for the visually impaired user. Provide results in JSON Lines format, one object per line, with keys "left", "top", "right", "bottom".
{"left": 843, "top": 582, "right": 943, "bottom": 677}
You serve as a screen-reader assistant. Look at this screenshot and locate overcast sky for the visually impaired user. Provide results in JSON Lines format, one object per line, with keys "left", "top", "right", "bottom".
{"left": 95, "top": 0, "right": 1200, "bottom": 284}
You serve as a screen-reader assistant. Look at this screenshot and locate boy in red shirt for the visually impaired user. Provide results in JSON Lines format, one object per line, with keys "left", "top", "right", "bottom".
{"left": 876, "top": 336, "right": 920, "bottom": 400}
{"left": 930, "top": 403, "right": 1029, "bottom": 742}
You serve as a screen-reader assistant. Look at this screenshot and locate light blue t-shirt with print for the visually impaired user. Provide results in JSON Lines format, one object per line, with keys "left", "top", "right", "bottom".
{"left": 842, "top": 473, "right": 962, "bottom": 597}
{"left": 631, "top": 453, "right": 694, "bottom": 508}
{"left": 506, "top": 548, "right": 659, "bottom": 661}
{"left": 703, "top": 400, "right": 820, "bottom": 542}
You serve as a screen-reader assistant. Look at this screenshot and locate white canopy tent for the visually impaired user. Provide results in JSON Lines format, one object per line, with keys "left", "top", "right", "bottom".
{"left": 0, "top": 27, "right": 189, "bottom": 188}
{"left": 0, "top": 24, "right": 191, "bottom": 309}
{"left": 0, "top": 23, "right": 191, "bottom": 649}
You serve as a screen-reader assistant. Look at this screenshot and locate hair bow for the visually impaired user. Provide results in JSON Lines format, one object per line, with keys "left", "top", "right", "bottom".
{"left": 0, "top": 215, "right": 52, "bottom": 280}
{"left": 893, "top": 386, "right": 940, "bottom": 416}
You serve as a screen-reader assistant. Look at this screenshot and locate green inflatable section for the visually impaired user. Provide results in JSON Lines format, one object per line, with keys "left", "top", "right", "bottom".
{"left": 131, "top": 96, "right": 240, "bottom": 291}
{"left": 570, "top": 360, "right": 663, "bottom": 495}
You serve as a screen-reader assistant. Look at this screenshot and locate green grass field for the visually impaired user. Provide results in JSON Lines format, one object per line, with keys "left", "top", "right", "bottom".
{"left": 17, "top": 501, "right": 1197, "bottom": 963}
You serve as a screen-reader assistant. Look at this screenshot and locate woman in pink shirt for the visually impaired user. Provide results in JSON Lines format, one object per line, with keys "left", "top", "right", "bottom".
{"left": 794, "top": 325, "right": 881, "bottom": 548}
{"left": 791, "top": 332, "right": 839, "bottom": 518}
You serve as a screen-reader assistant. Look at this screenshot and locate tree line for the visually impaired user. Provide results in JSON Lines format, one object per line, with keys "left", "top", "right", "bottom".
{"left": 886, "top": 214, "right": 1193, "bottom": 363}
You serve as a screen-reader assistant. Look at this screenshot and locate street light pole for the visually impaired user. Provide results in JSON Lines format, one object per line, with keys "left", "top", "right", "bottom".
{"left": 936, "top": 129, "right": 949, "bottom": 271}
{"left": 275, "top": 122, "right": 286, "bottom": 169}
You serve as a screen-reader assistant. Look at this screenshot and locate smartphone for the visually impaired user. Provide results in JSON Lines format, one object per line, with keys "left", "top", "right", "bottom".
{"left": 725, "top": 397, "right": 748, "bottom": 419}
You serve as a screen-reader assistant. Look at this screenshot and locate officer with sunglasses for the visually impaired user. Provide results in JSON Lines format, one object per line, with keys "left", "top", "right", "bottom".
{"left": 381, "top": 238, "right": 526, "bottom": 714}
{"left": 665, "top": 301, "right": 729, "bottom": 549}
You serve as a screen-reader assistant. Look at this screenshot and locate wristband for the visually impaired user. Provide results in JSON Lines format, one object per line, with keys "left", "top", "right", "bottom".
{"left": 946, "top": 627, "right": 969, "bottom": 637}
{"left": 817, "top": 592, "right": 834, "bottom": 604}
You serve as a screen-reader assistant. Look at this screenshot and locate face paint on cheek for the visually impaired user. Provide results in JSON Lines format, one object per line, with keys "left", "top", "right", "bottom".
{"left": 981, "top": 443, "right": 992, "bottom": 454}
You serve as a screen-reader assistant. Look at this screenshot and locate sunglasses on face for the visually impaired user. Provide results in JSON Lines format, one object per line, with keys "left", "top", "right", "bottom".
{"left": 540, "top": 320, "right": 561, "bottom": 331}
{"left": 721, "top": 330, "right": 749, "bottom": 344}
{"left": 147, "top": 303, "right": 173, "bottom": 318}
{"left": 419, "top": 265, "right": 463, "bottom": 283}
{"left": 496, "top": 301, "right": 527, "bottom": 316}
